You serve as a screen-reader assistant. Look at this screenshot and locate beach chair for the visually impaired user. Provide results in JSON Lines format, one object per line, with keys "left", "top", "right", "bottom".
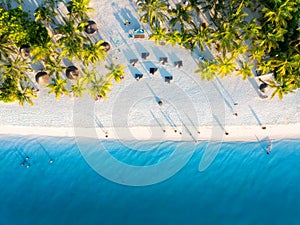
{"left": 135, "top": 74, "right": 143, "bottom": 81}
{"left": 130, "top": 59, "right": 138, "bottom": 66}
{"left": 165, "top": 76, "right": 173, "bottom": 84}
{"left": 159, "top": 57, "right": 168, "bottom": 65}
{"left": 174, "top": 60, "right": 183, "bottom": 68}
{"left": 149, "top": 67, "right": 158, "bottom": 75}
{"left": 141, "top": 52, "right": 150, "bottom": 59}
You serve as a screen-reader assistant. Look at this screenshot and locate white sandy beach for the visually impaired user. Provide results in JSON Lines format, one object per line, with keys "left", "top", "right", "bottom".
{"left": 0, "top": 0, "right": 299, "bottom": 142}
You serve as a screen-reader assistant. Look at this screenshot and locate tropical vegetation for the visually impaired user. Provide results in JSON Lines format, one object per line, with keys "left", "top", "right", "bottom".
{"left": 137, "top": 0, "right": 300, "bottom": 100}
{"left": 0, "top": 0, "right": 125, "bottom": 106}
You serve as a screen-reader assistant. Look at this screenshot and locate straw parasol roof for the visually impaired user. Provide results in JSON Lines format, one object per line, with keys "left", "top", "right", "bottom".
{"left": 35, "top": 71, "right": 49, "bottom": 85}
{"left": 66, "top": 66, "right": 79, "bottom": 80}
{"left": 101, "top": 41, "right": 111, "bottom": 52}
{"left": 85, "top": 20, "right": 98, "bottom": 35}
{"left": 20, "top": 44, "right": 30, "bottom": 58}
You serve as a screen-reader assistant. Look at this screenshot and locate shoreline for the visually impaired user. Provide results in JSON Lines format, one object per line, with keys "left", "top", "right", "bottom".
{"left": 1, "top": 123, "right": 299, "bottom": 142}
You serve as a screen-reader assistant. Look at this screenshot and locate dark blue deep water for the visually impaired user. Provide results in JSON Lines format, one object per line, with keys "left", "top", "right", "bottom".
{"left": 0, "top": 135, "right": 300, "bottom": 225}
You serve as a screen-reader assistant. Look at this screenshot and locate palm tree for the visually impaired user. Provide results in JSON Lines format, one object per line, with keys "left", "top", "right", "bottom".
{"left": 137, "top": 0, "right": 169, "bottom": 29}
{"left": 149, "top": 27, "right": 168, "bottom": 45}
{"left": 81, "top": 40, "right": 107, "bottom": 66}
{"left": 16, "top": 83, "right": 37, "bottom": 106}
{"left": 81, "top": 67, "right": 97, "bottom": 83}
{"left": 44, "top": 54, "right": 66, "bottom": 78}
{"left": 67, "top": 0, "right": 95, "bottom": 21}
{"left": 211, "top": 22, "right": 241, "bottom": 55}
{"left": 261, "top": 0, "right": 296, "bottom": 29}
{"left": 235, "top": 60, "right": 253, "bottom": 80}
{"left": 169, "top": 3, "right": 193, "bottom": 32}
{"left": 0, "top": 78, "right": 18, "bottom": 104}
{"left": 188, "top": 0, "right": 201, "bottom": 16}
{"left": 0, "top": 56, "right": 32, "bottom": 81}
{"left": 70, "top": 77, "right": 86, "bottom": 97}
{"left": 31, "top": 38, "right": 55, "bottom": 62}
{"left": 89, "top": 76, "right": 112, "bottom": 99}
{"left": 34, "top": 4, "right": 57, "bottom": 25}
{"left": 258, "top": 29, "right": 285, "bottom": 53}
{"left": 105, "top": 63, "right": 125, "bottom": 83}
{"left": 47, "top": 76, "right": 68, "bottom": 100}
{"left": 214, "top": 55, "right": 237, "bottom": 77}
{"left": 0, "top": 35, "right": 17, "bottom": 59}
{"left": 57, "top": 18, "right": 87, "bottom": 60}
{"left": 188, "top": 22, "right": 211, "bottom": 51}
{"left": 242, "top": 18, "right": 261, "bottom": 41}
{"left": 195, "top": 61, "right": 218, "bottom": 80}
{"left": 165, "top": 30, "right": 183, "bottom": 46}
{"left": 269, "top": 76, "right": 297, "bottom": 100}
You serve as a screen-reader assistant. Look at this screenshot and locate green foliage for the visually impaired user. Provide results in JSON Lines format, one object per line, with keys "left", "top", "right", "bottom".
{"left": 0, "top": 1, "right": 126, "bottom": 106}
{"left": 169, "top": 3, "right": 193, "bottom": 32}
{"left": 139, "top": 0, "right": 300, "bottom": 100}
{"left": 0, "top": 6, "right": 31, "bottom": 46}
{"left": 67, "top": 0, "right": 95, "bottom": 21}
{"left": 47, "top": 76, "right": 68, "bottom": 100}
{"left": 81, "top": 40, "right": 107, "bottom": 66}
{"left": 137, "top": 0, "right": 169, "bottom": 29}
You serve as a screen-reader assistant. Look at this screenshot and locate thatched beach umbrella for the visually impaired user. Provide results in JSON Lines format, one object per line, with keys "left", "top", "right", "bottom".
{"left": 20, "top": 44, "right": 30, "bottom": 58}
{"left": 85, "top": 20, "right": 98, "bottom": 34}
{"left": 66, "top": 66, "right": 79, "bottom": 80}
{"left": 101, "top": 41, "right": 111, "bottom": 52}
{"left": 35, "top": 71, "right": 49, "bottom": 85}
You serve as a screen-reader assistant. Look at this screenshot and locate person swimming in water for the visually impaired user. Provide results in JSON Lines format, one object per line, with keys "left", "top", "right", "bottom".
{"left": 266, "top": 140, "right": 272, "bottom": 154}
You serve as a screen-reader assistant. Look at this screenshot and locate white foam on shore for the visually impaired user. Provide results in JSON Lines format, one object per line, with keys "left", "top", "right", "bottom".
{"left": 1, "top": 123, "right": 300, "bottom": 142}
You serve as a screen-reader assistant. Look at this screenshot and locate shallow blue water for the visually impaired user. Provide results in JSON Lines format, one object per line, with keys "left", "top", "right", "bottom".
{"left": 0, "top": 135, "right": 300, "bottom": 225}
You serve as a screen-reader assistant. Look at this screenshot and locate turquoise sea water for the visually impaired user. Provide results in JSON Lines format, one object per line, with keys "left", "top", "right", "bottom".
{"left": 1, "top": 135, "right": 300, "bottom": 225}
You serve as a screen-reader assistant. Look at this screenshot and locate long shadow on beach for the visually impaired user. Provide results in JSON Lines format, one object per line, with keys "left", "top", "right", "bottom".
{"left": 213, "top": 114, "right": 227, "bottom": 133}
{"left": 123, "top": 48, "right": 138, "bottom": 64}
{"left": 249, "top": 105, "right": 263, "bottom": 126}
{"left": 159, "top": 67, "right": 172, "bottom": 79}
{"left": 150, "top": 46, "right": 167, "bottom": 62}
{"left": 128, "top": 65, "right": 143, "bottom": 79}
{"left": 146, "top": 83, "right": 161, "bottom": 103}
{"left": 134, "top": 42, "right": 149, "bottom": 57}
{"left": 212, "top": 82, "right": 233, "bottom": 113}
{"left": 150, "top": 110, "right": 165, "bottom": 131}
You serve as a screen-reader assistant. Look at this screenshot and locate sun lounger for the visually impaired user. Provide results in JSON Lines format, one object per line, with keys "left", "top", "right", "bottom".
{"left": 141, "top": 52, "right": 150, "bottom": 59}
{"left": 135, "top": 74, "right": 143, "bottom": 80}
{"left": 159, "top": 57, "right": 168, "bottom": 65}
{"left": 149, "top": 67, "right": 158, "bottom": 75}
{"left": 174, "top": 60, "right": 183, "bottom": 68}
{"left": 165, "top": 76, "right": 173, "bottom": 83}
{"left": 130, "top": 59, "right": 138, "bottom": 66}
